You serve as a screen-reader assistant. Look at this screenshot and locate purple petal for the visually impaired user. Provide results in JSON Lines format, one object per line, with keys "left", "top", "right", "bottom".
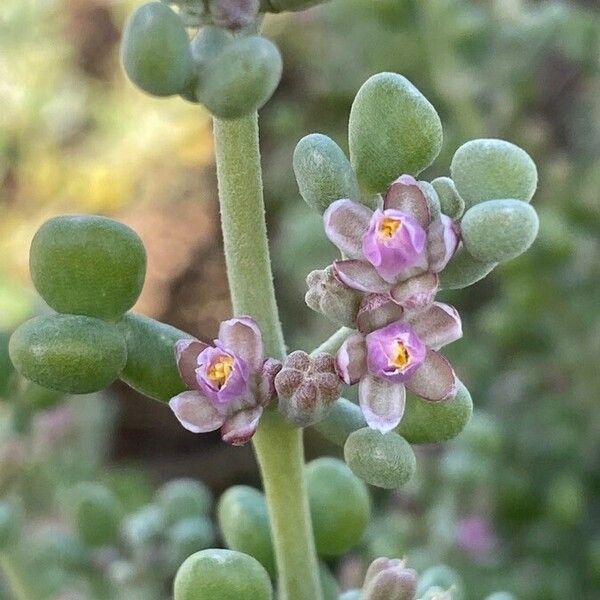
{"left": 405, "top": 349, "right": 457, "bottom": 401}
{"left": 256, "top": 358, "right": 283, "bottom": 406}
{"left": 221, "top": 406, "right": 263, "bottom": 446}
{"left": 384, "top": 175, "right": 431, "bottom": 227}
{"left": 196, "top": 346, "right": 251, "bottom": 406}
{"left": 357, "top": 293, "right": 404, "bottom": 334}
{"left": 169, "top": 391, "right": 226, "bottom": 433}
{"left": 428, "top": 215, "right": 460, "bottom": 273}
{"left": 335, "top": 332, "right": 368, "bottom": 384}
{"left": 218, "top": 316, "right": 263, "bottom": 372}
{"left": 323, "top": 199, "right": 372, "bottom": 259}
{"left": 404, "top": 302, "right": 463, "bottom": 350}
{"left": 390, "top": 272, "right": 439, "bottom": 309}
{"left": 358, "top": 374, "right": 406, "bottom": 433}
{"left": 333, "top": 259, "right": 391, "bottom": 293}
{"left": 175, "top": 339, "right": 209, "bottom": 389}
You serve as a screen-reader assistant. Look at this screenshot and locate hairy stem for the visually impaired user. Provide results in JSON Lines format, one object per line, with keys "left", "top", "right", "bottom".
{"left": 213, "top": 113, "right": 322, "bottom": 600}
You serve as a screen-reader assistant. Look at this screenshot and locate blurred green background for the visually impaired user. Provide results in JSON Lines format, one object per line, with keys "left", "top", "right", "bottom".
{"left": 0, "top": 0, "right": 599, "bottom": 598}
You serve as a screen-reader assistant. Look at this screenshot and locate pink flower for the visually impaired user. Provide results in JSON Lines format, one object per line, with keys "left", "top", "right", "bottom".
{"left": 335, "top": 303, "right": 462, "bottom": 433}
{"left": 169, "top": 317, "right": 281, "bottom": 446}
{"left": 323, "top": 175, "right": 459, "bottom": 309}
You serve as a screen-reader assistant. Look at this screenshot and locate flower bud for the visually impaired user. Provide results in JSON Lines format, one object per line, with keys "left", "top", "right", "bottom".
{"left": 349, "top": 73, "right": 443, "bottom": 194}
{"left": 344, "top": 428, "right": 416, "bottom": 489}
{"left": 217, "top": 485, "right": 275, "bottom": 577}
{"left": 362, "top": 557, "right": 418, "bottom": 600}
{"left": 174, "top": 549, "right": 272, "bottom": 600}
{"left": 275, "top": 351, "right": 342, "bottom": 427}
{"left": 460, "top": 199, "right": 539, "bottom": 263}
{"left": 305, "top": 267, "right": 362, "bottom": 327}
{"left": 293, "top": 134, "right": 361, "bottom": 214}
{"left": 450, "top": 138, "right": 538, "bottom": 208}
{"left": 121, "top": 2, "right": 194, "bottom": 97}
{"left": 431, "top": 177, "right": 465, "bottom": 220}
{"left": 30, "top": 215, "right": 146, "bottom": 321}
{"left": 9, "top": 315, "right": 127, "bottom": 394}
{"left": 209, "top": 0, "right": 260, "bottom": 30}
{"left": 439, "top": 247, "right": 496, "bottom": 290}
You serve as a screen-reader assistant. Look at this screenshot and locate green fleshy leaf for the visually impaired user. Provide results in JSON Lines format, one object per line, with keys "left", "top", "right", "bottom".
{"left": 197, "top": 35, "right": 282, "bottom": 119}
{"left": 461, "top": 199, "right": 539, "bottom": 263}
{"left": 431, "top": 176, "right": 465, "bottom": 219}
{"left": 344, "top": 428, "right": 416, "bottom": 489}
{"left": 9, "top": 315, "right": 127, "bottom": 394}
{"left": 117, "top": 313, "right": 193, "bottom": 402}
{"left": 121, "top": 2, "right": 194, "bottom": 97}
{"left": 396, "top": 380, "right": 473, "bottom": 444}
{"left": 293, "top": 134, "right": 360, "bottom": 213}
{"left": 450, "top": 138, "right": 538, "bottom": 208}
{"left": 439, "top": 247, "right": 496, "bottom": 290}
{"left": 156, "top": 478, "right": 214, "bottom": 525}
{"left": 73, "top": 483, "right": 122, "bottom": 548}
{"left": 349, "top": 73, "right": 443, "bottom": 194}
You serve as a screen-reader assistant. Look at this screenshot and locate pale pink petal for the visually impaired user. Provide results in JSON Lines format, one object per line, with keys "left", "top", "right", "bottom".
{"left": 218, "top": 316, "right": 263, "bottom": 372}
{"left": 384, "top": 175, "right": 431, "bottom": 227}
{"left": 335, "top": 332, "right": 368, "bottom": 384}
{"left": 357, "top": 293, "right": 404, "bottom": 334}
{"left": 404, "top": 302, "right": 463, "bottom": 350}
{"left": 358, "top": 375, "right": 406, "bottom": 433}
{"left": 405, "top": 350, "right": 457, "bottom": 401}
{"left": 255, "top": 358, "right": 283, "bottom": 406}
{"left": 428, "top": 215, "right": 460, "bottom": 273}
{"left": 221, "top": 406, "right": 263, "bottom": 446}
{"left": 169, "top": 391, "right": 226, "bottom": 433}
{"left": 390, "top": 272, "right": 439, "bottom": 309}
{"left": 333, "top": 260, "right": 391, "bottom": 294}
{"left": 323, "top": 199, "right": 372, "bottom": 259}
{"left": 175, "top": 339, "right": 209, "bottom": 389}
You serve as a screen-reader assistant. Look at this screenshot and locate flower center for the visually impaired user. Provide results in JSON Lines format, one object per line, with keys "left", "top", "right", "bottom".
{"left": 389, "top": 341, "right": 410, "bottom": 369}
{"left": 378, "top": 216, "right": 402, "bottom": 240}
{"left": 207, "top": 355, "right": 234, "bottom": 389}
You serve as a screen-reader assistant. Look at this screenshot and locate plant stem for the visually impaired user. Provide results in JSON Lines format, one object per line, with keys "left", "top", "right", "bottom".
{"left": 0, "top": 553, "right": 37, "bottom": 600}
{"left": 311, "top": 326, "right": 353, "bottom": 357}
{"left": 213, "top": 113, "right": 322, "bottom": 600}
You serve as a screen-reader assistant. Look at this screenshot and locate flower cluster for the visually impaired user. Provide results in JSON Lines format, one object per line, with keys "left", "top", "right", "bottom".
{"left": 169, "top": 317, "right": 281, "bottom": 446}
{"left": 310, "top": 174, "right": 464, "bottom": 433}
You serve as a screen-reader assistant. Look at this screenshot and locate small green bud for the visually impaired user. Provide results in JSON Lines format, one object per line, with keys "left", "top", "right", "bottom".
{"left": 396, "top": 381, "right": 472, "bottom": 444}
{"left": 450, "top": 139, "right": 538, "bottom": 208}
{"left": 416, "top": 566, "right": 464, "bottom": 600}
{"left": 117, "top": 313, "right": 193, "bottom": 402}
{"left": 431, "top": 177, "right": 465, "bottom": 219}
{"left": 197, "top": 36, "right": 282, "bottom": 119}
{"left": 349, "top": 73, "right": 443, "bottom": 194}
{"left": 461, "top": 199, "right": 539, "bottom": 263}
{"left": 73, "top": 483, "right": 122, "bottom": 548}
{"left": 439, "top": 247, "right": 496, "bottom": 290}
{"left": 293, "top": 134, "right": 360, "bottom": 214}
{"left": 174, "top": 548, "right": 272, "bottom": 600}
{"left": 9, "top": 315, "right": 127, "bottom": 394}
{"left": 30, "top": 215, "right": 146, "bottom": 321}
{"left": 306, "top": 457, "right": 370, "bottom": 556}
{"left": 319, "top": 562, "right": 340, "bottom": 600}
{"left": 0, "top": 500, "right": 23, "bottom": 550}
{"left": 156, "top": 478, "right": 213, "bottom": 525}
{"left": 344, "top": 428, "right": 416, "bottom": 489}
{"left": 121, "top": 2, "right": 194, "bottom": 97}
{"left": 168, "top": 517, "right": 216, "bottom": 568}
{"left": 217, "top": 485, "right": 275, "bottom": 577}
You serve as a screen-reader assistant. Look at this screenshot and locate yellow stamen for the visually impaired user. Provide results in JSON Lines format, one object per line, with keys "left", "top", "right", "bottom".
{"left": 389, "top": 341, "right": 410, "bottom": 369}
{"left": 207, "top": 355, "right": 234, "bottom": 388}
{"left": 378, "top": 217, "right": 402, "bottom": 239}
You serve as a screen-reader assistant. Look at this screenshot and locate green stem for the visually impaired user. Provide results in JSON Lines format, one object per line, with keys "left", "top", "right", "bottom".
{"left": 0, "top": 553, "right": 37, "bottom": 600}
{"left": 213, "top": 113, "right": 322, "bottom": 600}
{"left": 311, "top": 327, "right": 353, "bottom": 357}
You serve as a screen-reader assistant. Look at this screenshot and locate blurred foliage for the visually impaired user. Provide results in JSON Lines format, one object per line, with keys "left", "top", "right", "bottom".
{"left": 0, "top": 0, "right": 599, "bottom": 598}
